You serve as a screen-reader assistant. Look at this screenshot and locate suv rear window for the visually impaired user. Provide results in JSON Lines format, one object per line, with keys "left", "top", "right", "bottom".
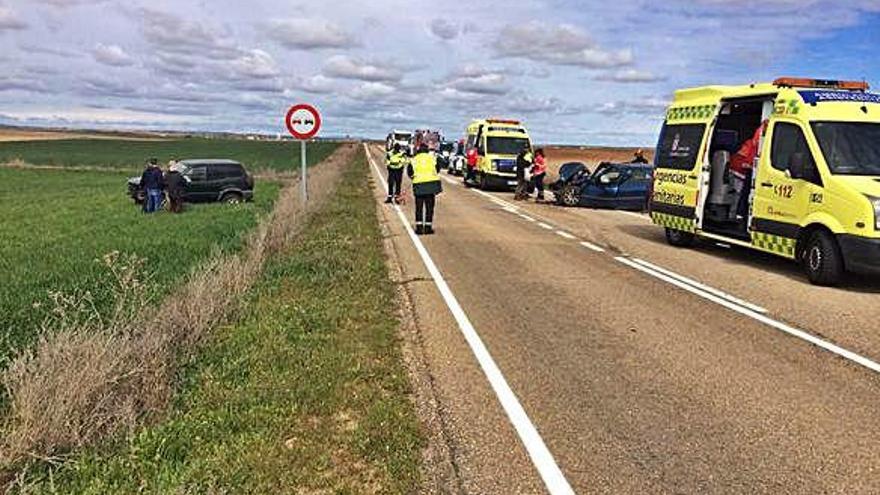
{"left": 209, "top": 164, "right": 243, "bottom": 180}
{"left": 655, "top": 123, "right": 706, "bottom": 170}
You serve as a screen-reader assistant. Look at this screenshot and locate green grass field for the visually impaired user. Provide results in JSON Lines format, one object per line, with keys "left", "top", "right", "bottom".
{"left": 0, "top": 138, "right": 339, "bottom": 172}
{"left": 29, "top": 152, "right": 424, "bottom": 494}
{"left": 0, "top": 167, "right": 279, "bottom": 366}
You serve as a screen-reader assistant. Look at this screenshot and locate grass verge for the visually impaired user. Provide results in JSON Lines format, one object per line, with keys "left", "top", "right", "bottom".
{"left": 0, "top": 138, "right": 339, "bottom": 172}
{"left": 0, "top": 168, "right": 279, "bottom": 366}
{"left": 14, "top": 147, "right": 423, "bottom": 493}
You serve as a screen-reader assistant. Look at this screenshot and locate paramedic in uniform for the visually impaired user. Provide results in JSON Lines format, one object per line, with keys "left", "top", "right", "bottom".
{"left": 407, "top": 143, "right": 442, "bottom": 235}
{"left": 731, "top": 120, "right": 767, "bottom": 219}
{"left": 385, "top": 144, "right": 406, "bottom": 204}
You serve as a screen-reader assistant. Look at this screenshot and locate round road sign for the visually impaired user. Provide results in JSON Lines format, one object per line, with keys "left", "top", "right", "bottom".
{"left": 285, "top": 104, "right": 321, "bottom": 140}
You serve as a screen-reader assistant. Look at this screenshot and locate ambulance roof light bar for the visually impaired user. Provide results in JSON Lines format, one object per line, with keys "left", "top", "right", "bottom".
{"left": 773, "top": 77, "right": 870, "bottom": 91}
{"left": 487, "top": 118, "right": 521, "bottom": 125}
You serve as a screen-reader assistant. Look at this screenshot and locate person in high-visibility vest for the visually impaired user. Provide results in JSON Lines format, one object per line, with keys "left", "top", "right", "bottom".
{"left": 385, "top": 144, "right": 407, "bottom": 204}
{"left": 407, "top": 143, "right": 442, "bottom": 235}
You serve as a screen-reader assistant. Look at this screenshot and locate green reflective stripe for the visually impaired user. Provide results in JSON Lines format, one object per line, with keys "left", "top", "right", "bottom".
{"left": 667, "top": 104, "right": 716, "bottom": 122}
{"left": 652, "top": 212, "right": 695, "bottom": 233}
{"left": 751, "top": 232, "right": 796, "bottom": 258}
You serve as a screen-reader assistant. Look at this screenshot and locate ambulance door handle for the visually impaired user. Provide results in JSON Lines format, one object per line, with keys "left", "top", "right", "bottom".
{"left": 688, "top": 174, "right": 698, "bottom": 180}
{"left": 761, "top": 182, "right": 774, "bottom": 188}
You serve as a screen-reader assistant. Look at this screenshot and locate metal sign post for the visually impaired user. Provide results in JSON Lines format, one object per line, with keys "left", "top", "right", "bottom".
{"left": 285, "top": 103, "right": 322, "bottom": 205}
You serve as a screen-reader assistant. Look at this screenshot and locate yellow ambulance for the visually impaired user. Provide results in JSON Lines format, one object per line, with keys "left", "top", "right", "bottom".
{"left": 465, "top": 118, "right": 532, "bottom": 189}
{"left": 651, "top": 77, "right": 880, "bottom": 285}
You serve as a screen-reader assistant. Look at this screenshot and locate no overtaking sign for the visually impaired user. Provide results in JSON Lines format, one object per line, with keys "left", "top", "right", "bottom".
{"left": 285, "top": 104, "right": 322, "bottom": 203}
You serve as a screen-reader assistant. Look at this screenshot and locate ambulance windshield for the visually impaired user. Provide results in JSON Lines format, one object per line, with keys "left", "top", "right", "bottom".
{"left": 486, "top": 137, "right": 530, "bottom": 156}
{"left": 812, "top": 122, "right": 880, "bottom": 175}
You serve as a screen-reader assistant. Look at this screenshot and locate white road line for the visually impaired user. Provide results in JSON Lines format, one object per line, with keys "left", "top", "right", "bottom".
{"left": 580, "top": 241, "right": 606, "bottom": 253}
{"left": 630, "top": 258, "right": 768, "bottom": 314}
{"left": 556, "top": 230, "right": 577, "bottom": 240}
{"left": 538, "top": 222, "right": 555, "bottom": 230}
{"left": 364, "top": 144, "right": 575, "bottom": 495}
{"left": 615, "top": 256, "right": 880, "bottom": 375}
{"left": 520, "top": 214, "right": 537, "bottom": 222}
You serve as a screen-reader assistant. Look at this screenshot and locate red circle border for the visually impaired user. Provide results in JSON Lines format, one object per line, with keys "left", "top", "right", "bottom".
{"left": 285, "top": 104, "right": 321, "bottom": 140}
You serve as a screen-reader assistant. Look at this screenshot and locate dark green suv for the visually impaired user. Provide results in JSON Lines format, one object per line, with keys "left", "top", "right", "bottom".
{"left": 128, "top": 159, "right": 255, "bottom": 204}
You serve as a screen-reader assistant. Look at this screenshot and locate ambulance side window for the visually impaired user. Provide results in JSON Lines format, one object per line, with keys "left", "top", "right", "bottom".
{"left": 771, "top": 123, "right": 820, "bottom": 185}
{"left": 655, "top": 123, "right": 706, "bottom": 170}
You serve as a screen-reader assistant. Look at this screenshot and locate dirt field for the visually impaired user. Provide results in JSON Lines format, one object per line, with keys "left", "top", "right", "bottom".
{"left": 543, "top": 145, "right": 654, "bottom": 180}
{"left": 0, "top": 129, "right": 166, "bottom": 142}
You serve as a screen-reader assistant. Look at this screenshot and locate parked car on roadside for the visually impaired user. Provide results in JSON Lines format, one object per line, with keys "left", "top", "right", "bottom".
{"left": 128, "top": 159, "right": 254, "bottom": 205}
{"left": 552, "top": 161, "right": 652, "bottom": 211}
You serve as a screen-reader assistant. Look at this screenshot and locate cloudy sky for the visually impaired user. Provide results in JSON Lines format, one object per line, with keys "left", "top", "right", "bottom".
{"left": 0, "top": 0, "right": 878, "bottom": 145}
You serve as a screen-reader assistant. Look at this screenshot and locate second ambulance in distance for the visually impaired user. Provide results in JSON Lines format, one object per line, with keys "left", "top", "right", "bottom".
{"left": 465, "top": 118, "right": 532, "bottom": 189}
{"left": 651, "top": 77, "right": 880, "bottom": 285}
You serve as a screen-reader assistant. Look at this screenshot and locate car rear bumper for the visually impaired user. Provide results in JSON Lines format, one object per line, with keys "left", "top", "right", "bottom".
{"left": 838, "top": 234, "right": 880, "bottom": 275}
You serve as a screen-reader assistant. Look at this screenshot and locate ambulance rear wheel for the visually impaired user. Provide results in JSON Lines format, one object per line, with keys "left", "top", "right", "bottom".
{"left": 665, "top": 228, "right": 695, "bottom": 247}
{"left": 803, "top": 231, "right": 844, "bottom": 286}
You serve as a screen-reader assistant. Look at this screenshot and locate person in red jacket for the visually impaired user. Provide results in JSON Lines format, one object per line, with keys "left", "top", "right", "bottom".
{"left": 531, "top": 148, "right": 547, "bottom": 202}
{"left": 465, "top": 146, "right": 478, "bottom": 184}
{"left": 731, "top": 120, "right": 767, "bottom": 219}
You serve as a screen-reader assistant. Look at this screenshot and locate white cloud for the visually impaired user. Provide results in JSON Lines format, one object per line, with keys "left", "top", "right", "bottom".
{"left": 0, "top": 6, "right": 26, "bottom": 30}
{"left": 231, "top": 49, "right": 279, "bottom": 78}
{"left": 495, "top": 22, "right": 633, "bottom": 68}
{"left": 290, "top": 74, "right": 337, "bottom": 95}
{"left": 267, "top": 18, "right": 358, "bottom": 49}
{"left": 323, "top": 55, "right": 403, "bottom": 83}
{"left": 442, "top": 65, "right": 509, "bottom": 95}
{"left": 596, "top": 69, "right": 665, "bottom": 83}
{"left": 350, "top": 81, "right": 397, "bottom": 100}
{"left": 92, "top": 43, "right": 134, "bottom": 67}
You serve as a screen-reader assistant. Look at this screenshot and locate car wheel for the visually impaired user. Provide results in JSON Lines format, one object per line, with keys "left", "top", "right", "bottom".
{"left": 561, "top": 184, "right": 580, "bottom": 207}
{"left": 803, "top": 231, "right": 844, "bottom": 286}
{"left": 479, "top": 173, "right": 488, "bottom": 190}
{"left": 221, "top": 192, "right": 243, "bottom": 204}
{"left": 665, "top": 228, "right": 695, "bottom": 247}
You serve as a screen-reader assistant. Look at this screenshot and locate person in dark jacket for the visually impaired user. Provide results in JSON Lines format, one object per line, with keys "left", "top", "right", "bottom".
{"left": 407, "top": 144, "right": 442, "bottom": 235}
{"left": 631, "top": 149, "right": 649, "bottom": 164}
{"left": 164, "top": 165, "right": 186, "bottom": 213}
{"left": 514, "top": 147, "right": 534, "bottom": 200}
{"left": 140, "top": 158, "right": 164, "bottom": 213}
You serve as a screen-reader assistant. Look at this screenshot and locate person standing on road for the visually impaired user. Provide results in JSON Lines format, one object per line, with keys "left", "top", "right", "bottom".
{"left": 514, "top": 147, "right": 534, "bottom": 200}
{"left": 465, "top": 145, "right": 478, "bottom": 184}
{"left": 164, "top": 163, "right": 185, "bottom": 213}
{"left": 407, "top": 143, "right": 442, "bottom": 235}
{"left": 140, "top": 158, "right": 164, "bottom": 214}
{"left": 385, "top": 144, "right": 407, "bottom": 204}
{"left": 531, "top": 148, "right": 547, "bottom": 203}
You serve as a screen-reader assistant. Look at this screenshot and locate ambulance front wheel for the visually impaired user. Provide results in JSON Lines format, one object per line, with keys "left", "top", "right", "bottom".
{"left": 665, "top": 228, "right": 695, "bottom": 247}
{"left": 803, "top": 231, "right": 844, "bottom": 286}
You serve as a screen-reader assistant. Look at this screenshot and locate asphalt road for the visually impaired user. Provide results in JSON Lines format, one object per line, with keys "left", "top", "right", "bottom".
{"left": 365, "top": 145, "right": 880, "bottom": 494}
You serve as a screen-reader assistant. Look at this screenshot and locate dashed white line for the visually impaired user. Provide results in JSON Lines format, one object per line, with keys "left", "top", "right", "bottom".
{"left": 556, "top": 230, "right": 577, "bottom": 240}
{"left": 615, "top": 255, "right": 880, "bottom": 375}
{"left": 629, "top": 258, "right": 767, "bottom": 314}
{"left": 519, "top": 214, "right": 536, "bottom": 222}
{"left": 538, "top": 222, "right": 555, "bottom": 230}
{"left": 364, "top": 144, "right": 576, "bottom": 495}
{"left": 580, "top": 241, "right": 606, "bottom": 253}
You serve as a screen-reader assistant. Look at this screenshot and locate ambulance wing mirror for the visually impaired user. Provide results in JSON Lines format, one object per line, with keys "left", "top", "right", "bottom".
{"left": 788, "top": 153, "right": 806, "bottom": 180}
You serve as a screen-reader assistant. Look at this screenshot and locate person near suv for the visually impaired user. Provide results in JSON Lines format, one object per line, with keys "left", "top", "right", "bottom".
{"left": 140, "top": 158, "right": 164, "bottom": 213}
{"left": 164, "top": 164, "right": 186, "bottom": 213}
